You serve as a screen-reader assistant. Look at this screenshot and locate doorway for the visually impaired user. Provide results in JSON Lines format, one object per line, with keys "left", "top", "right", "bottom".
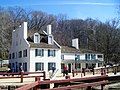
{"left": 68, "top": 63, "right": 71, "bottom": 73}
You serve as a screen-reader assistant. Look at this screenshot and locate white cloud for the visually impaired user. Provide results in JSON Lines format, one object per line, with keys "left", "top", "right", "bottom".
{"left": 64, "top": 2, "right": 119, "bottom": 6}
{"left": 29, "top": 2, "right": 119, "bottom": 6}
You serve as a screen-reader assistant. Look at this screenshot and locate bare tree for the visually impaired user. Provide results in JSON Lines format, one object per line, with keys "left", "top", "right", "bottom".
{"left": 28, "top": 11, "right": 56, "bottom": 32}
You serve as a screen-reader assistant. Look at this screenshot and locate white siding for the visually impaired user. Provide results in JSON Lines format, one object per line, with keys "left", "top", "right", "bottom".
{"left": 96, "top": 54, "right": 104, "bottom": 61}
{"left": 30, "top": 48, "right": 61, "bottom": 73}
{"left": 9, "top": 22, "right": 30, "bottom": 72}
{"left": 62, "top": 53, "right": 75, "bottom": 60}
{"left": 80, "top": 54, "right": 85, "bottom": 60}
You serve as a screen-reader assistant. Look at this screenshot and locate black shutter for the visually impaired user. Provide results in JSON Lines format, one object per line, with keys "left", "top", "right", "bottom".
{"left": 54, "top": 50, "right": 55, "bottom": 56}
{"left": 35, "top": 49, "right": 38, "bottom": 56}
{"left": 48, "top": 50, "right": 50, "bottom": 57}
{"left": 42, "top": 49, "right": 44, "bottom": 56}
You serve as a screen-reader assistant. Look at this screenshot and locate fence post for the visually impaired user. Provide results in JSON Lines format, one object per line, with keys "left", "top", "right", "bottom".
{"left": 92, "top": 68, "right": 94, "bottom": 75}
{"left": 43, "top": 71, "right": 46, "bottom": 80}
{"left": 86, "top": 86, "right": 91, "bottom": 90}
{"left": 72, "top": 70, "right": 74, "bottom": 77}
{"left": 114, "top": 66, "right": 117, "bottom": 75}
{"left": 106, "top": 67, "right": 109, "bottom": 73}
{"left": 83, "top": 68, "right": 85, "bottom": 76}
{"left": 8, "top": 86, "right": 11, "bottom": 90}
{"left": 65, "top": 75, "right": 70, "bottom": 79}
{"left": 20, "top": 71, "right": 23, "bottom": 83}
{"left": 35, "top": 76, "right": 41, "bottom": 81}
{"left": 101, "top": 68, "right": 103, "bottom": 75}
{"left": 101, "top": 84, "right": 104, "bottom": 90}
{"left": 34, "top": 77, "right": 41, "bottom": 90}
{"left": 103, "top": 69, "right": 106, "bottom": 75}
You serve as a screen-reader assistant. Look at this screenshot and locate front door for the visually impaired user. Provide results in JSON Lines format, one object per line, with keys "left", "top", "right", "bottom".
{"left": 68, "top": 63, "right": 71, "bottom": 73}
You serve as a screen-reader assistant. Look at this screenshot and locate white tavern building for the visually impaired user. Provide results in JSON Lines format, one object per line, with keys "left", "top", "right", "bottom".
{"left": 9, "top": 22, "right": 61, "bottom": 73}
{"left": 61, "top": 40, "right": 104, "bottom": 73}
{"left": 9, "top": 22, "right": 104, "bottom": 73}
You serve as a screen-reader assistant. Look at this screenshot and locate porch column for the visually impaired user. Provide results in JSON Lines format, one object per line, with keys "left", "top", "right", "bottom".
{"left": 81, "top": 63, "right": 86, "bottom": 69}
{"left": 96, "top": 63, "right": 99, "bottom": 68}
{"left": 72, "top": 63, "right": 75, "bottom": 71}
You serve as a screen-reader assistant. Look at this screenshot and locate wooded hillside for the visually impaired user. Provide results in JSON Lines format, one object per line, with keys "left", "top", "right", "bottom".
{"left": 0, "top": 7, "right": 120, "bottom": 64}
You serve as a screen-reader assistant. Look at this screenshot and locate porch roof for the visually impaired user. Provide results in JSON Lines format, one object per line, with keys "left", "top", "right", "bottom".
{"left": 61, "top": 46, "right": 81, "bottom": 53}
{"left": 62, "top": 59, "right": 103, "bottom": 64}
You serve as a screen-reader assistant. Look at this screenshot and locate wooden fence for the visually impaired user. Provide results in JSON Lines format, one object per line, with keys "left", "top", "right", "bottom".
{"left": 16, "top": 75, "right": 108, "bottom": 90}
{"left": 0, "top": 71, "right": 46, "bottom": 83}
{"left": 72, "top": 65, "right": 120, "bottom": 77}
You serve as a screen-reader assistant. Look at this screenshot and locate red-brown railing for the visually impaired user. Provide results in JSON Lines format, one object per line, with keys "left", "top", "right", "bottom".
{"left": 72, "top": 66, "right": 120, "bottom": 77}
{"left": 0, "top": 71, "right": 46, "bottom": 83}
{"left": 16, "top": 75, "right": 108, "bottom": 90}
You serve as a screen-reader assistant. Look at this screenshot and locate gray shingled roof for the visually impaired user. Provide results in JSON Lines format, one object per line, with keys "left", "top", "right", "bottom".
{"left": 61, "top": 46, "right": 81, "bottom": 53}
{"left": 27, "top": 30, "right": 60, "bottom": 49}
{"left": 29, "top": 42, "right": 59, "bottom": 49}
{"left": 80, "top": 49, "right": 101, "bottom": 54}
{"left": 62, "top": 59, "right": 103, "bottom": 63}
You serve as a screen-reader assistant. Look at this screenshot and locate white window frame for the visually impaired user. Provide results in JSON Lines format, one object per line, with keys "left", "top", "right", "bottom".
{"left": 35, "top": 63, "right": 44, "bottom": 71}
{"left": 48, "top": 49, "right": 55, "bottom": 57}
{"left": 35, "top": 49, "right": 44, "bottom": 57}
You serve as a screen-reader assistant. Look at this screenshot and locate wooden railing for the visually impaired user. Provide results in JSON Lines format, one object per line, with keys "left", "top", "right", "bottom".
{"left": 16, "top": 75, "right": 108, "bottom": 90}
{"left": 0, "top": 71, "right": 46, "bottom": 83}
{"left": 72, "top": 65, "right": 120, "bottom": 77}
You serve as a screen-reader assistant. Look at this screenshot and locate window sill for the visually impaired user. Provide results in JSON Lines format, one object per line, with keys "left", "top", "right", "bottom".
{"left": 48, "top": 56, "right": 55, "bottom": 57}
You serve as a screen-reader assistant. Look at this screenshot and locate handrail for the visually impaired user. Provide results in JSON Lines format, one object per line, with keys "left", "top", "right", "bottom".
{"left": 39, "top": 75, "right": 108, "bottom": 84}
{"left": 0, "top": 71, "right": 46, "bottom": 83}
{"left": 16, "top": 75, "right": 108, "bottom": 90}
{"left": 16, "top": 81, "right": 39, "bottom": 90}
{"left": 50, "top": 69, "right": 59, "bottom": 79}
{"left": 44, "top": 81, "right": 108, "bottom": 90}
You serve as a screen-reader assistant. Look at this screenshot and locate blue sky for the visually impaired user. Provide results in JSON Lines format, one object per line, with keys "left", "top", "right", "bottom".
{"left": 0, "top": 0, "right": 119, "bottom": 22}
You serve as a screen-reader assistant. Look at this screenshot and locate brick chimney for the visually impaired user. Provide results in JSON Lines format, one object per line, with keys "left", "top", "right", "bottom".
{"left": 21, "top": 22, "right": 27, "bottom": 39}
{"left": 72, "top": 38, "right": 79, "bottom": 49}
{"left": 47, "top": 25, "right": 53, "bottom": 44}
{"left": 47, "top": 25, "right": 51, "bottom": 35}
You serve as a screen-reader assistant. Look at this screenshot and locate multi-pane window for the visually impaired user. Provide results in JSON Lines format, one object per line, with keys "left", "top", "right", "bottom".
{"left": 35, "top": 63, "right": 44, "bottom": 71}
{"left": 12, "top": 53, "right": 15, "bottom": 59}
{"left": 12, "top": 63, "right": 14, "bottom": 70}
{"left": 34, "top": 34, "right": 40, "bottom": 43}
{"left": 23, "top": 62, "right": 27, "bottom": 72}
{"left": 15, "top": 62, "right": 18, "bottom": 72}
{"left": 9, "top": 63, "right": 11, "bottom": 69}
{"left": 9, "top": 54, "right": 11, "bottom": 59}
{"left": 97, "top": 55, "right": 103, "bottom": 58}
{"left": 85, "top": 54, "right": 90, "bottom": 60}
{"left": 23, "top": 49, "right": 27, "bottom": 57}
{"left": 48, "top": 50, "right": 55, "bottom": 57}
{"left": 35, "top": 49, "right": 44, "bottom": 56}
{"left": 61, "top": 55, "right": 64, "bottom": 60}
{"left": 16, "top": 41, "right": 18, "bottom": 46}
{"left": 15, "top": 52, "right": 17, "bottom": 59}
{"left": 19, "top": 51, "right": 22, "bottom": 58}
{"left": 48, "top": 36, "right": 53, "bottom": 44}
{"left": 77, "top": 63, "right": 81, "bottom": 69}
{"left": 19, "top": 63, "right": 22, "bottom": 71}
{"left": 12, "top": 63, "right": 15, "bottom": 72}
{"left": 91, "top": 54, "right": 96, "bottom": 60}
{"left": 75, "top": 54, "right": 80, "bottom": 61}
{"left": 48, "top": 62, "right": 56, "bottom": 71}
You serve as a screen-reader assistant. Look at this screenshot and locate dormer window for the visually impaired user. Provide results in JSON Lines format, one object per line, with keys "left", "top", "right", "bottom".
{"left": 85, "top": 54, "right": 90, "bottom": 60}
{"left": 48, "top": 35, "right": 53, "bottom": 44}
{"left": 35, "top": 35, "right": 39, "bottom": 42}
{"left": 34, "top": 33, "right": 40, "bottom": 43}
